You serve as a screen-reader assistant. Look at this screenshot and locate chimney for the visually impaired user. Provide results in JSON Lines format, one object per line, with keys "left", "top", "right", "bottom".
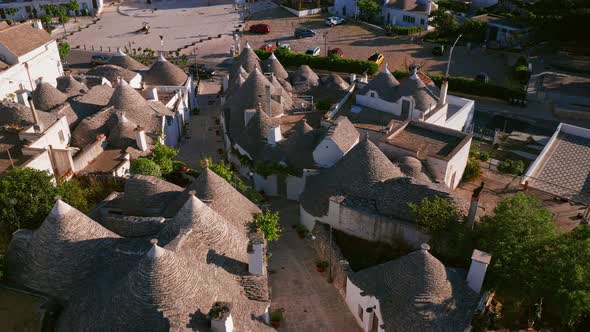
{"left": 134, "top": 126, "right": 148, "bottom": 152}
{"left": 350, "top": 73, "right": 356, "bottom": 85}
{"left": 466, "top": 249, "right": 492, "bottom": 293}
{"left": 15, "top": 90, "right": 29, "bottom": 105}
{"left": 439, "top": 79, "right": 449, "bottom": 105}
{"left": 244, "top": 109, "right": 256, "bottom": 126}
{"left": 223, "top": 74, "right": 229, "bottom": 92}
{"left": 31, "top": 19, "right": 43, "bottom": 30}
{"left": 267, "top": 126, "right": 282, "bottom": 146}
{"left": 147, "top": 88, "right": 159, "bottom": 101}
{"left": 467, "top": 182, "right": 484, "bottom": 228}
{"left": 248, "top": 234, "right": 265, "bottom": 276}
{"left": 210, "top": 302, "right": 234, "bottom": 332}
{"left": 264, "top": 85, "right": 272, "bottom": 117}
{"left": 27, "top": 96, "right": 43, "bottom": 132}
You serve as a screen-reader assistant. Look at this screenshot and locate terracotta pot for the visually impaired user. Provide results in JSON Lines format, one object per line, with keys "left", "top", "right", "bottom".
{"left": 271, "top": 320, "right": 280, "bottom": 328}
{"left": 316, "top": 266, "right": 325, "bottom": 273}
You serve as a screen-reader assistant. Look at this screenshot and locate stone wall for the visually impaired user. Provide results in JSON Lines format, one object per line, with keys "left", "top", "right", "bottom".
{"left": 307, "top": 223, "right": 352, "bottom": 298}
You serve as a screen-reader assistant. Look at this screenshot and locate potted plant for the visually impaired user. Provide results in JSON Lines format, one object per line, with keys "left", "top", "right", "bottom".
{"left": 294, "top": 224, "right": 308, "bottom": 239}
{"left": 316, "top": 261, "right": 329, "bottom": 273}
{"left": 269, "top": 309, "right": 283, "bottom": 328}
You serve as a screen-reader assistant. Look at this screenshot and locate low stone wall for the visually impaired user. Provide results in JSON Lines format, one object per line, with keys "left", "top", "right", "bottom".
{"left": 307, "top": 223, "right": 352, "bottom": 299}
{"left": 280, "top": 5, "right": 323, "bottom": 17}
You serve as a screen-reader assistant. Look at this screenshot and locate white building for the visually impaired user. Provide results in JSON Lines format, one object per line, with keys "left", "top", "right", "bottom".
{"left": 333, "top": 0, "right": 437, "bottom": 29}
{"left": 355, "top": 65, "right": 474, "bottom": 132}
{"left": 0, "top": 0, "right": 103, "bottom": 22}
{"left": 0, "top": 20, "right": 63, "bottom": 101}
{"left": 345, "top": 244, "right": 491, "bottom": 332}
{"left": 379, "top": 120, "right": 472, "bottom": 189}
{"left": 312, "top": 116, "right": 359, "bottom": 168}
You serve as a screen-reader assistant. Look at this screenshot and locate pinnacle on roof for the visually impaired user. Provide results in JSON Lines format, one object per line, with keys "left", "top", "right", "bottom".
{"left": 108, "top": 111, "right": 138, "bottom": 149}
{"left": 143, "top": 53, "right": 189, "bottom": 86}
{"left": 267, "top": 52, "right": 289, "bottom": 80}
{"left": 244, "top": 41, "right": 251, "bottom": 49}
{"left": 147, "top": 239, "right": 165, "bottom": 259}
{"left": 32, "top": 81, "right": 68, "bottom": 111}
{"left": 231, "top": 42, "right": 261, "bottom": 74}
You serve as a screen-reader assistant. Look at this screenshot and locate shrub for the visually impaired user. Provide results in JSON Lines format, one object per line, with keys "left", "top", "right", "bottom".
{"left": 130, "top": 158, "right": 162, "bottom": 177}
{"left": 254, "top": 210, "right": 281, "bottom": 242}
{"left": 316, "top": 99, "right": 333, "bottom": 110}
{"left": 255, "top": 161, "right": 299, "bottom": 177}
{"left": 408, "top": 195, "right": 461, "bottom": 234}
{"left": 58, "top": 42, "right": 71, "bottom": 61}
{"left": 479, "top": 151, "right": 494, "bottom": 162}
{"left": 294, "top": 224, "right": 309, "bottom": 238}
{"left": 498, "top": 159, "right": 525, "bottom": 175}
{"left": 255, "top": 49, "right": 378, "bottom": 74}
{"left": 57, "top": 178, "right": 91, "bottom": 213}
{"left": 385, "top": 25, "right": 423, "bottom": 35}
{"left": 151, "top": 142, "right": 177, "bottom": 175}
{"left": 463, "top": 158, "right": 482, "bottom": 181}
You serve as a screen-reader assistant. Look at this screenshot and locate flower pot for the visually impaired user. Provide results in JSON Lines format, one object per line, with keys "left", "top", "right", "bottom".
{"left": 316, "top": 266, "right": 325, "bottom": 273}
{"left": 271, "top": 320, "right": 280, "bottom": 328}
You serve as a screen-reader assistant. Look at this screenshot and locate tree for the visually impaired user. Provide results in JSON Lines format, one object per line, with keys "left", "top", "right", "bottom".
{"left": 41, "top": 4, "right": 58, "bottom": 17}
{"left": 4, "top": 8, "right": 19, "bottom": 23}
{"left": 476, "top": 193, "right": 556, "bottom": 299}
{"left": 56, "top": 6, "right": 69, "bottom": 24}
{"left": 56, "top": 178, "right": 91, "bottom": 213}
{"left": 65, "top": 1, "right": 79, "bottom": 22}
{"left": 408, "top": 195, "right": 461, "bottom": 234}
{"left": 58, "top": 42, "right": 71, "bottom": 61}
{"left": 429, "top": 10, "right": 459, "bottom": 36}
{"left": 131, "top": 158, "right": 162, "bottom": 178}
{"left": 40, "top": 14, "right": 52, "bottom": 29}
{"left": 151, "top": 142, "right": 177, "bottom": 175}
{"left": 0, "top": 168, "right": 57, "bottom": 234}
{"left": 357, "top": 0, "right": 381, "bottom": 22}
{"left": 254, "top": 211, "right": 281, "bottom": 242}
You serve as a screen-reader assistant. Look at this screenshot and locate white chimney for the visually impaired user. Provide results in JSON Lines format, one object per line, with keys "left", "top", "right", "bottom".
{"left": 244, "top": 109, "right": 256, "bottom": 126}
{"left": 16, "top": 90, "right": 29, "bottom": 105}
{"left": 210, "top": 302, "right": 234, "bottom": 332}
{"left": 134, "top": 126, "right": 149, "bottom": 152}
{"left": 223, "top": 74, "right": 229, "bottom": 92}
{"left": 466, "top": 249, "right": 492, "bottom": 293}
{"left": 267, "top": 126, "right": 282, "bottom": 146}
{"left": 350, "top": 73, "right": 356, "bottom": 85}
{"left": 248, "top": 235, "right": 265, "bottom": 276}
{"left": 439, "top": 79, "right": 449, "bottom": 105}
{"left": 31, "top": 19, "right": 43, "bottom": 30}
{"left": 147, "top": 88, "right": 158, "bottom": 101}
{"left": 264, "top": 85, "right": 272, "bottom": 117}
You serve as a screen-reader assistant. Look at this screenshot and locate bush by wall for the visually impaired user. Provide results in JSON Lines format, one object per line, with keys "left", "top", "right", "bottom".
{"left": 393, "top": 70, "right": 526, "bottom": 100}
{"left": 385, "top": 25, "right": 423, "bottom": 36}
{"left": 498, "top": 159, "right": 525, "bottom": 175}
{"left": 255, "top": 49, "right": 379, "bottom": 74}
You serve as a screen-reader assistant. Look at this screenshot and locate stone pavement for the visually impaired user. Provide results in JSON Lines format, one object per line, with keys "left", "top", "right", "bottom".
{"left": 176, "top": 76, "right": 225, "bottom": 168}
{"left": 266, "top": 198, "right": 361, "bottom": 332}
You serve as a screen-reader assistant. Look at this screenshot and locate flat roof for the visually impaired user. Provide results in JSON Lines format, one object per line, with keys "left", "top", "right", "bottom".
{"left": 383, "top": 121, "right": 471, "bottom": 160}
{"left": 79, "top": 148, "right": 126, "bottom": 174}
{"left": 524, "top": 123, "right": 590, "bottom": 204}
{"left": 0, "top": 130, "right": 28, "bottom": 174}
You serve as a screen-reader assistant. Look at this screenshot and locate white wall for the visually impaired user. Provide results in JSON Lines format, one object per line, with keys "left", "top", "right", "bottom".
{"left": 0, "top": 40, "right": 62, "bottom": 100}
{"left": 253, "top": 173, "right": 278, "bottom": 196}
{"left": 356, "top": 93, "right": 402, "bottom": 115}
{"left": 445, "top": 95, "right": 475, "bottom": 132}
{"left": 22, "top": 149, "right": 54, "bottom": 178}
{"left": 313, "top": 138, "right": 344, "bottom": 168}
{"left": 281, "top": 5, "right": 323, "bottom": 17}
{"left": 333, "top": 0, "right": 357, "bottom": 18}
{"left": 286, "top": 174, "right": 307, "bottom": 201}
{"left": 345, "top": 278, "right": 384, "bottom": 332}
{"left": 383, "top": 7, "right": 429, "bottom": 28}
{"left": 21, "top": 116, "right": 70, "bottom": 149}
{"left": 443, "top": 137, "right": 471, "bottom": 189}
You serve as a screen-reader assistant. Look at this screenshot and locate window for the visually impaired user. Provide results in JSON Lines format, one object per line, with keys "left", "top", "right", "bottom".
{"left": 420, "top": 18, "right": 425, "bottom": 25}
{"left": 370, "top": 92, "right": 376, "bottom": 98}
{"left": 403, "top": 15, "right": 416, "bottom": 24}
{"left": 358, "top": 305, "right": 364, "bottom": 321}
{"left": 58, "top": 130, "right": 65, "bottom": 143}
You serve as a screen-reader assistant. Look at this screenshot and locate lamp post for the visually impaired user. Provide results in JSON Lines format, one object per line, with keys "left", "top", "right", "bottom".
{"left": 323, "top": 32, "right": 328, "bottom": 57}
{"left": 445, "top": 34, "right": 463, "bottom": 78}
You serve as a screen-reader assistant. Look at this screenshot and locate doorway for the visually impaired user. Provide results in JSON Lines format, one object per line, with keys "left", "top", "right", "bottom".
{"left": 371, "top": 313, "right": 379, "bottom": 332}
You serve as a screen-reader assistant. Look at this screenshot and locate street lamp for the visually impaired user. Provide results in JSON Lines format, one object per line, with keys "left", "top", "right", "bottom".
{"left": 323, "top": 32, "right": 328, "bottom": 57}
{"left": 445, "top": 34, "right": 462, "bottom": 78}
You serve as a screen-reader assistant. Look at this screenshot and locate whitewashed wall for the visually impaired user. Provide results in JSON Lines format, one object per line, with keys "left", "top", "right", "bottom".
{"left": 253, "top": 173, "right": 278, "bottom": 196}
{"left": 313, "top": 138, "right": 345, "bottom": 168}
{"left": 445, "top": 96, "right": 475, "bottom": 132}
{"left": 356, "top": 93, "right": 401, "bottom": 116}
{"left": 22, "top": 149, "right": 54, "bottom": 178}
{"left": 345, "top": 278, "right": 384, "bottom": 332}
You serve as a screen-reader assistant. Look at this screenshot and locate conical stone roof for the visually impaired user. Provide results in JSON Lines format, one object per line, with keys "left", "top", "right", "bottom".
{"left": 6, "top": 200, "right": 119, "bottom": 299}
{"left": 358, "top": 64, "right": 400, "bottom": 101}
{"left": 107, "top": 111, "right": 138, "bottom": 149}
{"left": 86, "top": 64, "right": 139, "bottom": 84}
{"left": 227, "top": 68, "right": 284, "bottom": 117}
{"left": 143, "top": 54, "right": 188, "bottom": 86}
{"left": 32, "top": 81, "right": 68, "bottom": 111}
{"left": 56, "top": 74, "right": 88, "bottom": 96}
{"left": 108, "top": 49, "right": 148, "bottom": 71}
{"left": 0, "top": 101, "right": 57, "bottom": 128}
{"left": 267, "top": 52, "right": 288, "bottom": 79}
{"left": 398, "top": 70, "right": 439, "bottom": 111}
{"left": 291, "top": 65, "right": 320, "bottom": 92}
{"left": 107, "top": 79, "right": 149, "bottom": 115}
{"left": 231, "top": 41, "right": 261, "bottom": 74}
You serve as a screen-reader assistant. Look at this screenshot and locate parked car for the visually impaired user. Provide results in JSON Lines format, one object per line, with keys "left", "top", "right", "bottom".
{"left": 294, "top": 27, "right": 316, "bottom": 39}
{"left": 325, "top": 16, "right": 345, "bottom": 26}
{"left": 432, "top": 45, "right": 445, "bottom": 56}
{"left": 328, "top": 48, "right": 344, "bottom": 57}
{"left": 306, "top": 46, "right": 321, "bottom": 57}
{"left": 276, "top": 42, "right": 291, "bottom": 51}
{"left": 259, "top": 43, "right": 276, "bottom": 52}
{"left": 91, "top": 54, "right": 110, "bottom": 66}
{"left": 249, "top": 23, "right": 271, "bottom": 34}
{"left": 368, "top": 52, "right": 384, "bottom": 65}
{"left": 475, "top": 72, "right": 490, "bottom": 83}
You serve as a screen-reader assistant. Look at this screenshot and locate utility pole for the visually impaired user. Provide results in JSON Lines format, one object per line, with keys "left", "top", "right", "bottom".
{"left": 323, "top": 32, "right": 328, "bottom": 57}
{"left": 445, "top": 34, "right": 463, "bottom": 78}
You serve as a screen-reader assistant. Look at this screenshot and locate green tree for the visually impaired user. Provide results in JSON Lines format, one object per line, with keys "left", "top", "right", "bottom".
{"left": 463, "top": 157, "right": 482, "bottom": 181}
{"left": 58, "top": 42, "right": 71, "bottom": 61}
{"left": 5, "top": 8, "right": 19, "bottom": 23}
{"left": 429, "top": 10, "right": 459, "bottom": 36}
{"left": 41, "top": 4, "right": 58, "bottom": 17}
{"left": 56, "top": 6, "right": 69, "bottom": 24}
{"left": 56, "top": 178, "right": 91, "bottom": 213}
{"left": 357, "top": 0, "right": 381, "bottom": 22}
{"left": 254, "top": 210, "right": 281, "bottom": 242}
{"left": 40, "top": 14, "right": 52, "bottom": 28}
{"left": 65, "top": 1, "right": 79, "bottom": 22}
{"left": 408, "top": 195, "right": 461, "bottom": 234}
{"left": 151, "top": 142, "right": 177, "bottom": 175}
{"left": 201, "top": 158, "right": 233, "bottom": 182}
{"left": 131, "top": 158, "right": 162, "bottom": 178}
{"left": 476, "top": 193, "right": 556, "bottom": 299}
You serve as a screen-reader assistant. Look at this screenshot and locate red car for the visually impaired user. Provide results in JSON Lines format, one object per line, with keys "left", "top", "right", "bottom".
{"left": 259, "top": 43, "right": 276, "bottom": 52}
{"left": 250, "top": 23, "right": 271, "bottom": 34}
{"left": 328, "top": 48, "right": 344, "bottom": 57}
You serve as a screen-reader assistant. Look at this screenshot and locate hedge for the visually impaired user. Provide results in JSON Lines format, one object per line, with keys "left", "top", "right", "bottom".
{"left": 255, "top": 49, "right": 378, "bottom": 75}
{"left": 393, "top": 71, "right": 526, "bottom": 100}
{"left": 385, "top": 25, "right": 423, "bottom": 36}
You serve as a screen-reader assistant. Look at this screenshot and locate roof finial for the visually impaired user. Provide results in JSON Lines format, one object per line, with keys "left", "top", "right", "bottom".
{"left": 54, "top": 195, "right": 62, "bottom": 201}
{"left": 269, "top": 52, "right": 277, "bottom": 60}
{"left": 364, "top": 132, "right": 370, "bottom": 141}
{"left": 188, "top": 190, "right": 197, "bottom": 196}
{"left": 147, "top": 238, "right": 165, "bottom": 258}
{"left": 244, "top": 41, "right": 251, "bottom": 49}
{"left": 421, "top": 243, "right": 431, "bottom": 252}
{"left": 204, "top": 159, "right": 210, "bottom": 168}
{"left": 384, "top": 63, "right": 390, "bottom": 74}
